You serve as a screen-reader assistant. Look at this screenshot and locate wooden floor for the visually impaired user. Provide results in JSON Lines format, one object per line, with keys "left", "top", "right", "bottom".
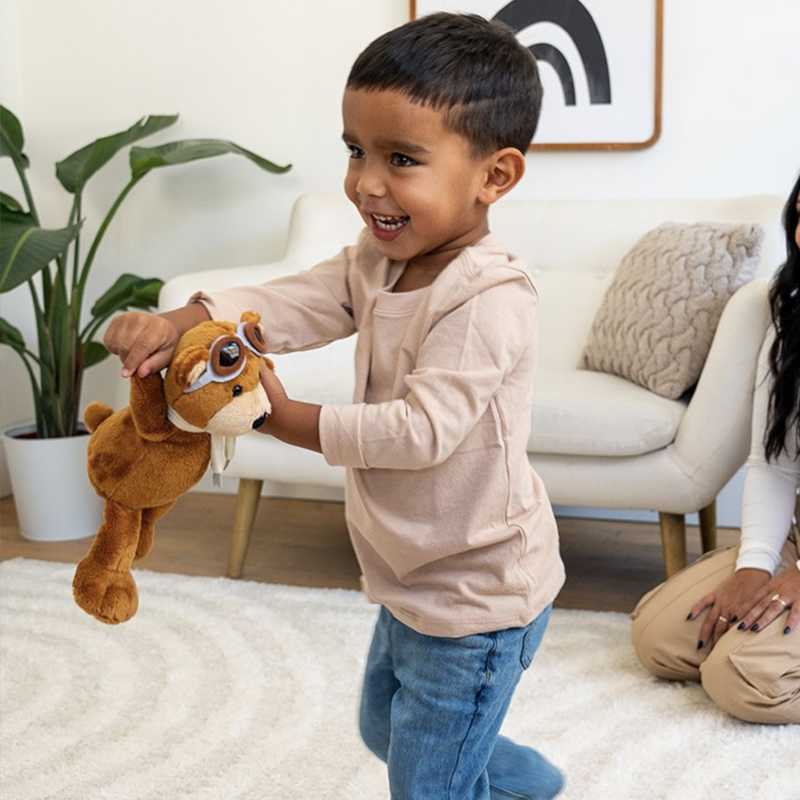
{"left": 0, "top": 493, "right": 738, "bottom": 614}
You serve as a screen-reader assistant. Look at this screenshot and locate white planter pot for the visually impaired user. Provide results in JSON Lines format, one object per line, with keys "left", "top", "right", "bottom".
{"left": 3, "top": 425, "right": 103, "bottom": 542}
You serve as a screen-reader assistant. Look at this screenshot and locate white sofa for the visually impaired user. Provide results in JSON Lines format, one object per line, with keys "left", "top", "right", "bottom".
{"left": 159, "top": 192, "right": 785, "bottom": 579}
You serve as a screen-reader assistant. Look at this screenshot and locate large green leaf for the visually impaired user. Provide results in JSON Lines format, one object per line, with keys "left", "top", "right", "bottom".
{"left": 0, "top": 105, "right": 29, "bottom": 171}
{"left": 91, "top": 273, "right": 163, "bottom": 319}
{"left": 129, "top": 139, "right": 291, "bottom": 180}
{"left": 56, "top": 114, "right": 179, "bottom": 194}
{"left": 0, "top": 316, "right": 26, "bottom": 352}
{"left": 82, "top": 340, "right": 110, "bottom": 369}
{"left": 0, "top": 191, "right": 24, "bottom": 213}
{"left": 0, "top": 208, "right": 81, "bottom": 292}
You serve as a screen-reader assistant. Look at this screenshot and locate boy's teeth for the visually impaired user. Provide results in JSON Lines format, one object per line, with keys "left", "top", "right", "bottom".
{"left": 373, "top": 215, "right": 407, "bottom": 230}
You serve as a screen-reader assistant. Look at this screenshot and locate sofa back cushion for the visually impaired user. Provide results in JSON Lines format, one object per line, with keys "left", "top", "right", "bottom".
{"left": 490, "top": 195, "right": 783, "bottom": 279}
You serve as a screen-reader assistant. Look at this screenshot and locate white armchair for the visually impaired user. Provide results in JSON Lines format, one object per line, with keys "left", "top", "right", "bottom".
{"left": 159, "top": 192, "right": 784, "bottom": 579}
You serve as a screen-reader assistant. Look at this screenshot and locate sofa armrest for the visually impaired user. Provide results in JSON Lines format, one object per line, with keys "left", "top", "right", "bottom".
{"left": 158, "top": 259, "right": 306, "bottom": 312}
{"left": 668, "top": 279, "right": 771, "bottom": 482}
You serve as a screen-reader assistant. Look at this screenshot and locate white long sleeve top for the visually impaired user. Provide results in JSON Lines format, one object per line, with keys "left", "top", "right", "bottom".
{"left": 736, "top": 328, "right": 800, "bottom": 574}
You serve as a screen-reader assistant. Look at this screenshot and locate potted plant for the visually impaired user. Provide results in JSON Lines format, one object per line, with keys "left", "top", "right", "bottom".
{"left": 0, "top": 106, "right": 290, "bottom": 540}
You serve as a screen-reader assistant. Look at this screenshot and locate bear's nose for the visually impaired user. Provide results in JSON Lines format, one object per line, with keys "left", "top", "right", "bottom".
{"left": 252, "top": 413, "right": 268, "bottom": 430}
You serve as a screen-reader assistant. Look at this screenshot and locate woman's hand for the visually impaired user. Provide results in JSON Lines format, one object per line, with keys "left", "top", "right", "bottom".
{"left": 689, "top": 568, "right": 771, "bottom": 649}
{"left": 736, "top": 564, "right": 800, "bottom": 635}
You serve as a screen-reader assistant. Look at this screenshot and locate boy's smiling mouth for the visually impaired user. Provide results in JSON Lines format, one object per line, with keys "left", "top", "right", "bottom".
{"left": 370, "top": 213, "right": 409, "bottom": 241}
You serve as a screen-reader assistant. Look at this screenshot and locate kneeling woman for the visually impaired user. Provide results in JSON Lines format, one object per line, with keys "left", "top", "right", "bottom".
{"left": 631, "top": 172, "right": 800, "bottom": 724}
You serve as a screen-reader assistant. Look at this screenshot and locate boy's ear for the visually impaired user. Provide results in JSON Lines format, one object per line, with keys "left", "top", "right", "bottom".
{"left": 478, "top": 147, "right": 526, "bottom": 206}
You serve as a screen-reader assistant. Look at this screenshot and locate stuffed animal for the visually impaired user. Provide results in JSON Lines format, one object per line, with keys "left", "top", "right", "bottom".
{"left": 73, "top": 311, "right": 273, "bottom": 625}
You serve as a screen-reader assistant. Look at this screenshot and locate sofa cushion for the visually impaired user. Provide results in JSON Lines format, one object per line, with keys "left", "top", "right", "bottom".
{"left": 580, "top": 221, "right": 764, "bottom": 400}
{"left": 530, "top": 369, "right": 687, "bottom": 457}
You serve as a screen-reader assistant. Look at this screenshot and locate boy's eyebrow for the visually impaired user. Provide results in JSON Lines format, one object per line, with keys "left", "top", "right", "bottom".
{"left": 341, "top": 131, "right": 429, "bottom": 154}
{"left": 384, "top": 139, "right": 430, "bottom": 154}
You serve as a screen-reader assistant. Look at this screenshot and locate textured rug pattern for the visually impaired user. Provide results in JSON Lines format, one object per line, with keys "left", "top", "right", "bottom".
{"left": 1, "top": 558, "right": 797, "bottom": 800}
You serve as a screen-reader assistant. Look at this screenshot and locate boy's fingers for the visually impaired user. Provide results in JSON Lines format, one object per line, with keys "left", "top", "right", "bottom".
{"left": 107, "top": 314, "right": 177, "bottom": 377}
{"left": 135, "top": 351, "right": 172, "bottom": 378}
{"left": 127, "top": 342, "right": 176, "bottom": 378}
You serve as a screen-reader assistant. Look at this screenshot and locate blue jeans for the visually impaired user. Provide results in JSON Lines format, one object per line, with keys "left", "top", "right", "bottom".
{"left": 359, "top": 605, "right": 564, "bottom": 800}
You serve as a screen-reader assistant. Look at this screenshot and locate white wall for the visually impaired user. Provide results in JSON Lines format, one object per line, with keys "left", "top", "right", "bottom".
{"left": 1, "top": 0, "right": 798, "bottom": 525}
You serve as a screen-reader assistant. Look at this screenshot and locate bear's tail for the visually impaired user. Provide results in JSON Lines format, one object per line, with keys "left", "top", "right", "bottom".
{"left": 83, "top": 402, "right": 115, "bottom": 433}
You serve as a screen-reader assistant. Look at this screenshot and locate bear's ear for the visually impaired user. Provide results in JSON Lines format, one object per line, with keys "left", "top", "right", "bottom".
{"left": 241, "top": 309, "right": 261, "bottom": 324}
{"left": 185, "top": 360, "right": 208, "bottom": 389}
{"left": 170, "top": 346, "right": 211, "bottom": 391}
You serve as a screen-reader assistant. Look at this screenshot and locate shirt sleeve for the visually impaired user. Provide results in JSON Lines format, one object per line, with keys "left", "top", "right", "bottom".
{"left": 736, "top": 329, "right": 800, "bottom": 574}
{"left": 320, "top": 274, "right": 537, "bottom": 470}
{"left": 189, "top": 243, "right": 360, "bottom": 355}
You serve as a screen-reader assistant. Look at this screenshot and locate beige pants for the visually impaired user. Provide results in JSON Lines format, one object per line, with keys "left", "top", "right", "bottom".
{"left": 631, "top": 521, "right": 800, "bottom": 725}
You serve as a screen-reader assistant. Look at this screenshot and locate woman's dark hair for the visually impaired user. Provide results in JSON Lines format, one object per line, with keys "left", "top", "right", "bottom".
{"left": 765, "top": 170, "right": 800, "bottom": 461}
{"left": 346, "top": 12, "right": 543, "bottom": 155}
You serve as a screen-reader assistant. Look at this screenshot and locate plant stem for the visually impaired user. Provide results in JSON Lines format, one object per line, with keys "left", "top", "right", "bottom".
{"left": 70, "top": 194, "right": 82, "bottom": 293}
{"left": 78, "top": 176, "right": 142, "bottom": 291}
{"left": 14, "top": 158, "right": 40, "bottom": 227}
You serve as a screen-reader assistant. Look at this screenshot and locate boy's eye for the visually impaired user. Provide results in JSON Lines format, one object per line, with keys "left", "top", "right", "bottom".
{"left": 346, "top": 144, "right": 364, "bottom": 159}
{"left": 390, "top": 153, "right": 417, "bottom": 167}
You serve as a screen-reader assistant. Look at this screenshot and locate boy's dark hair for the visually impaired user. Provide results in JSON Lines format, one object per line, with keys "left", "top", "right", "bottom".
{"left": 346, "top": 12, "right": 543, "bottom": 155}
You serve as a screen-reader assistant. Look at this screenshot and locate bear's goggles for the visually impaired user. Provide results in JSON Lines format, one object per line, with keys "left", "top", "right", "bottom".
{"left": 183, "top": 320, "right": 268, "bottom": 393}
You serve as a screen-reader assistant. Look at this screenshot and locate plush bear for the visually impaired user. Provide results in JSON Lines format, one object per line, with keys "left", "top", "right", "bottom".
{"left": 73, "top": 311, "right": 273, "bottom": 625}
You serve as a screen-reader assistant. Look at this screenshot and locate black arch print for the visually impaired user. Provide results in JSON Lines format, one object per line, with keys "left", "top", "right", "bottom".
{"left": 529, "top": 43, "right": 576, "bottom": 105}
{"left": 493, "top": 0, "right": 612, "bottom": 105}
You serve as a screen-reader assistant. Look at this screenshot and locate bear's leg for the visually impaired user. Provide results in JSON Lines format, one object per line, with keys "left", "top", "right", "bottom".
{"left": 73, "top": 500, "right": 143, "bottom": 625}
{"left": 135, "top": 502, "right": 175, "bottom": 559}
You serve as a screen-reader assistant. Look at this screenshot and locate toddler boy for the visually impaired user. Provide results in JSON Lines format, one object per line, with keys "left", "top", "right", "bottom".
{"left": 106, "top": 13, "right": 566, "bottom": 800}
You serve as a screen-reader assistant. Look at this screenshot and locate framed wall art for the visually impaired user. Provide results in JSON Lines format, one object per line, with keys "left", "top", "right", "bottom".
{"left": 410, "top": 0, "right": 663, "bottom": 151}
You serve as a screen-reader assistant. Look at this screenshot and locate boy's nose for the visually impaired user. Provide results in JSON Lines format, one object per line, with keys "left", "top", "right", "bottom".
{"left": 356, "top": 164, "right": 386, "bottom": 198}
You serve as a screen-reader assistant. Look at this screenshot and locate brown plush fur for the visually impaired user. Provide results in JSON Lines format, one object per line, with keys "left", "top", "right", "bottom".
{"left": 73, "top": 312, "right": 273, "bottom": 624}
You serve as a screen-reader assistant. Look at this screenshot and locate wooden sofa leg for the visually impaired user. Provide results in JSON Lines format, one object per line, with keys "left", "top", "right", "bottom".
{"left": 698, "top": 500, "right": 717, "bottom": 554}
{"left": 227, "top": 478, "right": 263, "bottom": 579}
{"left": 658, "top": 512, "right": 687, "bottom": 578}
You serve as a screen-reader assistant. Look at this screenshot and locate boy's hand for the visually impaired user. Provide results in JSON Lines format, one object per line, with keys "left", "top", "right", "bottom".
{"left": 104, "top": 305, "right": 210, "bottom": 378}
{"left": 258, "top": 361, "right": 322, "bottom": 453}
{"left": 105, "top": 312, "right": 181, "bottom": 378}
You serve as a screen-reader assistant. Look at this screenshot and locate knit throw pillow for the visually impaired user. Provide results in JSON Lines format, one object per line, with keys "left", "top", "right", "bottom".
{"left": 581, "top": 221, "right": 764, "bottom": 400}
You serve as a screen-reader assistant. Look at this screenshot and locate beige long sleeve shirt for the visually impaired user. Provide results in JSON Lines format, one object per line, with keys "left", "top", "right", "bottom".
{"left": 196, "top": 230, "right": 565, "bottom": 637}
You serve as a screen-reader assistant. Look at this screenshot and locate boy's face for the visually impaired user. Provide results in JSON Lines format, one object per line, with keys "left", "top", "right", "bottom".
{"left": 342, "top": 88, "right": 495, "bottom": 271}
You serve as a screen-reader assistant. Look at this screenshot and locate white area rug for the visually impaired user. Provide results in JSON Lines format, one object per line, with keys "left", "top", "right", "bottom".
{"left": 1, "top": 558, "right": 797, "bottom": 800}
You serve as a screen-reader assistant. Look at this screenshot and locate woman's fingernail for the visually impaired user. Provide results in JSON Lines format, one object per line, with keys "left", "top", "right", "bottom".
{"left": 686, "top": 613, "right": 693, "bottom": 621}
{"left": 751, "top": 623, "right": 760, "bottom": 631}
{"left": 730, "top": 615, "right": 738, "bottom": 624}
{"left": 784, "top": 626, "right": 791, "bottom": 635}
{"left": 738, "top": 622, "right": 746, "bottom": 630}
{"left": 696, "top": 640, "right": 704, "bottom": 649}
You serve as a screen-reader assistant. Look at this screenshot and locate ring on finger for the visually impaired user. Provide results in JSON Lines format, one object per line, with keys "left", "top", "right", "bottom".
{"left": 772, "top": 594, "right": 789, "bottom": 609}
{"left": 718, "top": 615, "right": 729, "bottom": 623}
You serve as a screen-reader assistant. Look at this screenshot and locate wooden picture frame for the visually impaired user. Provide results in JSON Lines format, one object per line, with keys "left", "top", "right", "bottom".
{"left": 410, "top": 0, "right": 663, "bottom": 151}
